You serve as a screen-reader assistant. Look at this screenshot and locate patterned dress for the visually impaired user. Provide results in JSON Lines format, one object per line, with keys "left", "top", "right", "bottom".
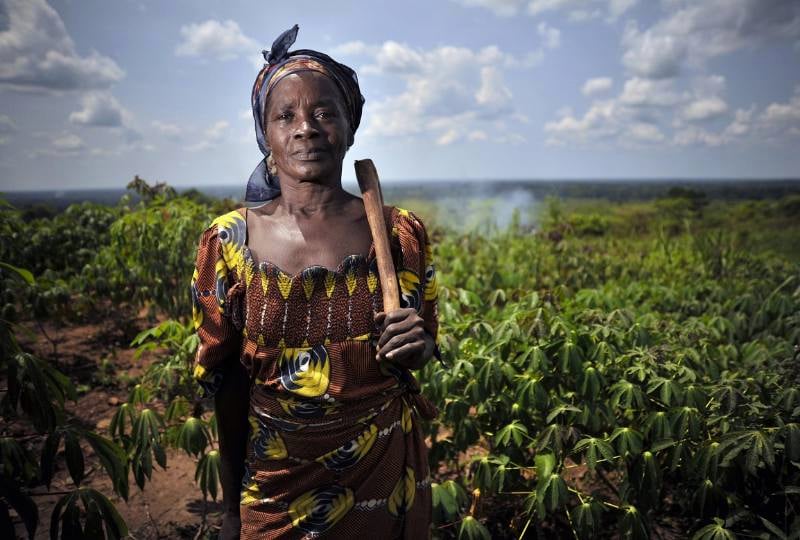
{"left": 190, "top": 205, "right": 441, "bottom": 539}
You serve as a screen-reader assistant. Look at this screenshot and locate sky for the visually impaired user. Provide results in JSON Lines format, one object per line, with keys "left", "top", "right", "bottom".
{"left": 0, "top": 0, "right": 799, "bottom": 191}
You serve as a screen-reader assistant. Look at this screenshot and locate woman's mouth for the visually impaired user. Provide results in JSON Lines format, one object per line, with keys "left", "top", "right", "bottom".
{"left": 294, "top": 148, "right": 329, "bottom": 160}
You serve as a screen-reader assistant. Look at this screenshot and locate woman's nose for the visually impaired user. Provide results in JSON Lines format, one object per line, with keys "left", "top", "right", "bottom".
{"left": 293, "top": 117, "right": 319, "bottom": 139}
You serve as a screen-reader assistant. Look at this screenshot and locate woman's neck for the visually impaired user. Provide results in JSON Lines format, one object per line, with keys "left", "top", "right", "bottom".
{"left": 271, "top": 179, "right": 354, "bottom": 218}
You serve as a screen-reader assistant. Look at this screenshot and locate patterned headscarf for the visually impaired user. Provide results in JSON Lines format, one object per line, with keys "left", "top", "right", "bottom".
{"left": 245, "top": 24, "right": 365, "bottom": 203}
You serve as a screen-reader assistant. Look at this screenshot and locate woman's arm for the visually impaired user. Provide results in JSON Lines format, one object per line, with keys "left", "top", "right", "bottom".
{"left": 190, "top": 222, "right": 249, "bottom": 539}
{"left": 215, "top": 359, "right": 250, "bottom": 540}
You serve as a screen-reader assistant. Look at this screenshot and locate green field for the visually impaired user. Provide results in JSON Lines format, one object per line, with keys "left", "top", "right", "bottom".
{"left": 2, "top": 180, "right": 799, "bottom": 539}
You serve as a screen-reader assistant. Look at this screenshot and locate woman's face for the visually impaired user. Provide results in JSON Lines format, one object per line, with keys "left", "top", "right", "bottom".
{"left": 264, "top": 70, "right": 352, "bottom": 184}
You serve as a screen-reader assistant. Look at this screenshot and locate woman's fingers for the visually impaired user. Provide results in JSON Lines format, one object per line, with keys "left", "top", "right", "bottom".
{"left": 377, "top": 325, "right": 425, "bottom": 361}
{"left": 374, "top": 308, "right": 422, "bottom": 349}
{"left": 384, "top": 341, "right": 426, "bottom": 369}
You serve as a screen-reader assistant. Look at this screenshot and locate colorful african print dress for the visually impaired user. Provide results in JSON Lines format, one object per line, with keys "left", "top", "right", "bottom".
{"left": 190, "top": 205, "right": 441, "bottom": 539}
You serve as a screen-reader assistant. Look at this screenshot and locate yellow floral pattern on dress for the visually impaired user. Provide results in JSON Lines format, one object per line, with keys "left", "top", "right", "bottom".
{"left": 288, "top": 485, "right": 354, "bottom": 534}
{"left": 277, "top": 396, "right": 338, "bottom": 419}
{"left": 278, "top": 345, "right": 330, "bottom": 397}
{"left": 211, "top": 211, "right": 247, "bottom": 276}
{"left": 424, "top": 241, "right": 438, "bottom": 301}
{"left": 387, "top": 466, "right": 416, "bottom": 517}
{"left": 398, "top": 269, "right": 422, "bottom": 311}
{"left": 316, "top": 424, "right": 378, "bottom": 471}
{"left": 250, "top": 415, "right": 288, "bottom": 460}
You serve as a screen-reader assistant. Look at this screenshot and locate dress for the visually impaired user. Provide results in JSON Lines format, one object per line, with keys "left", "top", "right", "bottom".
{"left": 190, "top": 204, "right": 441, "bottom": 539}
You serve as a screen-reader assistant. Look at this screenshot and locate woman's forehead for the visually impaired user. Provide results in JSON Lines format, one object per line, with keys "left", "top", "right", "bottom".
{"left": 267, "top": 71, "right": 343, "bottom": 106}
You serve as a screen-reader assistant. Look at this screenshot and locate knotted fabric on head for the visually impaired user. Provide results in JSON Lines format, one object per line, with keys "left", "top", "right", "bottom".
{"left": 245, "top": 24, "right": 365, "bottom": 203}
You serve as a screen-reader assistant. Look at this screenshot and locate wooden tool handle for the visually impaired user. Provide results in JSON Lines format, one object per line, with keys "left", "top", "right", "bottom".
{"left": 355, "top": 159, "right": 400, "bottom": 313}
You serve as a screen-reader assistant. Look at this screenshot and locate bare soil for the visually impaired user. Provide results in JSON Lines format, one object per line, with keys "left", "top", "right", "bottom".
{"left": 9, "top": 311, "right": 222, "bottom": 539}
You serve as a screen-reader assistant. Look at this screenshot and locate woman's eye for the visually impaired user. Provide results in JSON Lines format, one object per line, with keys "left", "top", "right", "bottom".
{"left": 277, "top": 112, "right": 293, "bottom": 121}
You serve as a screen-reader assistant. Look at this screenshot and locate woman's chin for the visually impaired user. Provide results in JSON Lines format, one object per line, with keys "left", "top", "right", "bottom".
{"left": 285, "top": 160, "right": 341, "bottom": 182}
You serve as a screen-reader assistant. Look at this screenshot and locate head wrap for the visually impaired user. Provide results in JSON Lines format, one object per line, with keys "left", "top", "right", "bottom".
{"left": 245, "top": 24, "right": 365, "bottom": 203}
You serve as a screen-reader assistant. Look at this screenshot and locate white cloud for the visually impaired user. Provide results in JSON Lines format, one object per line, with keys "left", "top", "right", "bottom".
{"left": 544, "top": 99, "right": 622, "bottom": 141}
{"left": 0, "top": 114, "right": 15, "bottom": 145}
{"left": 0, "top": 0, "right": 125, "bottom": 92}
{"left": 608, "top": 0, "right": 637, "bottom": 20}
{"left": 582, "top": 77, "right": 613, "bottom": 96}
{"left": 52, "top": 133, "right": 85, "bottom": 151}
{"left": 673, "top": 126, "right": 723, "bottom": 147}
{"left": 69, "top": 92, "right": 129, "bottom": 127}
{"left": 628, "top": 122, "right": 665, "bottom": 142}
{"left": 761, "top": 90, "right": 800, "bottom": 125}
{"left": 175, "top": 20, "right": 258, "bottom": 61}
{"left": 152, "top": 120, "right": 183, "bottom": 138}
{"left": 436, "top": 129, "right": 460, "bottom": 145}
{"left": 31, "top": 132, "right": 87, "bottom": 156}
{"left": 186, "top": 120, "right": 230, "bottom": 152}
{"left": 527, "top": 0, "right": 637, "bottom": 20}
{"left": 619, "top": 77, "right": 683, "bottom": 107}
{"left": 723, "top": 107, "right": 754, "bottom": 137}
{"left": 475, "top": 66, "right": 513, "bottom": 110}
{"left": 451, "top": 0, "right": 526, "bottom": 17}
{"left": 537, "top": 22, "right": 561, "bottom": 49}
{"left": 545, "top": 69, "right": 800, "bottom": 149}
{"left": 453, "top": 0, "right": 637, "bottom": 21}
{"left": 621, "top": 21, "right": 685, "bottom": 79}
{"left": 335, "top": 40, "right": 538, "bottom": 145}
{"left": 682, "top": 97, "right": 728, "bottom": 121}
{"left": 622, "top": 0, "right": 800, "bottom": 79}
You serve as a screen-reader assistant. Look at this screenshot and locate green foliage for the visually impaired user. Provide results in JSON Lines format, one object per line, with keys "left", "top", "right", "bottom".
{"left": 96, "top": 193, "right": 211, "bottom": 320}
{"left": 3, "top": 188, "right": 800, "bottom": 538}
{"left": 418, "top": 193, "right": 800, "bottom": 537}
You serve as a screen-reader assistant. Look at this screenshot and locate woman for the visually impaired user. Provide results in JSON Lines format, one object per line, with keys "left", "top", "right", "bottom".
{"left": 190, "top": 25, "right": 441, "bottom": 539}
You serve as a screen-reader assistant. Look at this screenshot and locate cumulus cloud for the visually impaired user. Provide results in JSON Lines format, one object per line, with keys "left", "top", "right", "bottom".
{"left": 682, "top": 97, "right": 728, "bottom": 121}
{"left": 622, "top": 0, "right": 800, "bottom": 79}
{"left": 618, "top": 77, "right": 684, "bottom": 107}
{"left": 537, "top": 22, "right": 561, "bottom": 49}
{"left": 30, "top": 132, "right": 87, "bottom": 157}
{"left": 333, "top": 40, "right": 542, "bottom": 145}
{"left": 451, "top": 0, "right": 526, "bottom": 17}
{"left": 582, "top": 77, "right": 613, "bottom": 96}
{"left": 761, "top": 87, "right": 800, "bottom": 125}
{"left": 627, "top": 122, "right": 665, "bottom": 142}
{"left": 0, "top": 0, "right": 125, "bottom": 92}
{"left": 152, "top": 120, "right": 183, "bottom": 138}
{"left": 186, "top": 120, "right": 230, "bottom": 152}
{"left": 69, "top": 92, "right": 129, "bottom": 127}
{"left": 672, "top": 125, "right": 723, "bottom": 147}
{"left": 527, "top": 0, "right": 637, "bottom": 21}
{"left": 452, "top": 0, "right": 636, "bottom": 21}
{"left": 0, "top": 114, "right": 16, "bottom": 144}
{"left": 475, "top": 66, "right": 513, "bottom": 110}
{"left": 546, "top": 70, "right": 800, "bottom": 149}
{"left": 175, "top": 19, "right": 258, "bottom": 61}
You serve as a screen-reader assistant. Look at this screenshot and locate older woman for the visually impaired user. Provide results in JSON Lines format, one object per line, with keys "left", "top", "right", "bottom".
{"left": 190, "top": 25, "right": 441, "bottom": 539}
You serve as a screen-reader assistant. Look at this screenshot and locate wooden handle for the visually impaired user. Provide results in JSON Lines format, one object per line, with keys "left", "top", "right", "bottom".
{"left": 355, "top": 159, "right": 400, "bottom": 313}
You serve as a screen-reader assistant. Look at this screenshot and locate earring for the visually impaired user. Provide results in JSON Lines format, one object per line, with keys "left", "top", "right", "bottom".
{"left": 266, "top": 153, "right": 278, "bottom": 176}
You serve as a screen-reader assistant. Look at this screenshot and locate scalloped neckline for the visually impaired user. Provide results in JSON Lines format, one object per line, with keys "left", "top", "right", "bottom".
{"left": 243, "top": 207, "right": 381, "bottom": 279}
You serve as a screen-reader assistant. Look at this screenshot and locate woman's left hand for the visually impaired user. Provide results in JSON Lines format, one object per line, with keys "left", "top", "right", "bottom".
{"left": 374, "top": 308, "right": 434, "bottom": 370}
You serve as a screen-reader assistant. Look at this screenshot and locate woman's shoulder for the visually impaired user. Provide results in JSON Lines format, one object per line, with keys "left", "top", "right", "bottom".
{"left": 387, "top": 204, "right": 430, "bottom": 243}
{"left": 387, "top": 204, "right": 426, "bottom": 228}
{"left": 199, "top": 207, "right": 247, "bottom": 242}
{"left": 196, "top": 208, "right": 248, "bottom": 272}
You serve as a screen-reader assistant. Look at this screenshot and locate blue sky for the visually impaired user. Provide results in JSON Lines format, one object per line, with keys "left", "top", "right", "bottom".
{"left": 1, "top": 0, "right": 799, "bottom": 191}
